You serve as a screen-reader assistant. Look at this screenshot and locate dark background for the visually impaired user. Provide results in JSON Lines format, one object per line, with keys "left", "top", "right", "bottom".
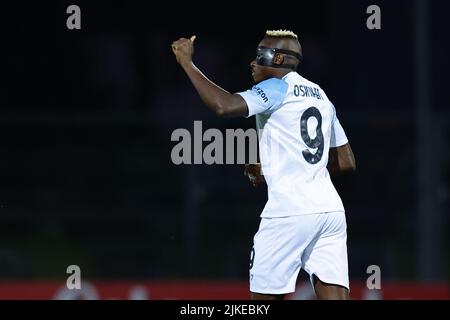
{"left": 0, "top": 0, "right": 448, "bottom": 287}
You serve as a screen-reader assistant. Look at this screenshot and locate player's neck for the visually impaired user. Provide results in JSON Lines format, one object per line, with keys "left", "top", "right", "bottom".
{"left": 273, "top": 69, "right": 294, "bottom": 79}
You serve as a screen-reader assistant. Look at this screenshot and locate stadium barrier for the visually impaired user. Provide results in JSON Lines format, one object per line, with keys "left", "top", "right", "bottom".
{"left": 0, "top": 281, "right": 448, "bottom": 300}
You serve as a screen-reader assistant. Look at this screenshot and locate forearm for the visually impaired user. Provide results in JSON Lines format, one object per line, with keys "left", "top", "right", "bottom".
{"left": 181, "top": 61, "right": 235, "bottom": 116}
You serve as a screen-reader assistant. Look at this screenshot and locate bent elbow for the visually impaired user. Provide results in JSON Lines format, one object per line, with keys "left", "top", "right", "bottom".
{"left": 215, "top": 106, "right": 226, "bottom": 117}
{"left": 216, "top": 107, "right": 228, "bottom": 118}
{"left": 214, "top": 103, "right": 232, "bottom": 118}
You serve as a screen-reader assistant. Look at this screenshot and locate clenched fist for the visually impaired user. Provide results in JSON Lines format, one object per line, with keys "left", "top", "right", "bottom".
{"left": 172, "top": 35, "right": 196, "bottom": 67}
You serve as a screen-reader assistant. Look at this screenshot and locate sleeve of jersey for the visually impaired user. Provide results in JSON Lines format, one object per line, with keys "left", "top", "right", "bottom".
{"left": 236, "top": 78, "right": 289, "bottom": 118}
{"left": 330, "top": 105, "right": 349, "bottom": 148}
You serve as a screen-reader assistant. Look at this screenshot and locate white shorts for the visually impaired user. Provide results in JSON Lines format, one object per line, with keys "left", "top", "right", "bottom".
{"left": 249, "top": 211, "right": 349, "bottom": 295}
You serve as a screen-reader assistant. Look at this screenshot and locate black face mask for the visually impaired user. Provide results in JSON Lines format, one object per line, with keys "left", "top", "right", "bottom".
{"left": 256, "top": 46, "right": 302, "bottom": 70}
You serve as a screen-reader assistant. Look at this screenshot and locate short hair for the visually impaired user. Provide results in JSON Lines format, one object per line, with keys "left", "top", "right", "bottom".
{"left": 265, "top": 29, "right": 298, "bottom": 40}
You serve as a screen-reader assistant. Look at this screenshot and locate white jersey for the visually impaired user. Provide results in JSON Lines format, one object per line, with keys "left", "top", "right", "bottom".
{"left": 237, "top": 72, "right": 348, "bottom": 217}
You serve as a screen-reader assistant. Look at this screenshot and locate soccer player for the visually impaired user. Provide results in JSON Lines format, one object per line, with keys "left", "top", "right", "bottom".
{"left": 172, "top": 30, "right": 356, "bottom": 300}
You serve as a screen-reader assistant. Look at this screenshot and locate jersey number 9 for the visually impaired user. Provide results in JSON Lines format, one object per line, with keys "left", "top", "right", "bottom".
{"left": 300, "top": 107, "right": 324, "bottom": 164}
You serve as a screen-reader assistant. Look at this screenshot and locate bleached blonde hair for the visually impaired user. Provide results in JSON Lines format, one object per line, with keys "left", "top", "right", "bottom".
{"left": 265, "top": 29, "right": 298, "bottom": 39}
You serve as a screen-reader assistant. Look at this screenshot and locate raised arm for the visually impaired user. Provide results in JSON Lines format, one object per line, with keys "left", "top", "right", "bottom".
{"left": 327, "top": 143, "right": 356, "bottom": 176}
{"left": 172, "top": 36, "right": 249, "bottom": 118}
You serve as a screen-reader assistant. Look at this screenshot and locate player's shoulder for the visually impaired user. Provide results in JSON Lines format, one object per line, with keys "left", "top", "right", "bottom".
{"left": 256, "top": 77, "right": 289, "bottom": 92}
{"left": 252, "top": 77, "right": 289, "bottom": 103}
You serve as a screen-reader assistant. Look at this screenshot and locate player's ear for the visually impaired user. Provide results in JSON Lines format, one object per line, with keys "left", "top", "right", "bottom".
{"left": 273, "top": 53, "right": 284, "bottom": 65}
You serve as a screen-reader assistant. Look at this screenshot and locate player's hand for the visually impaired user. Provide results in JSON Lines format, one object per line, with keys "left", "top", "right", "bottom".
{"left": 244, "top": 163, "right": 265, "bottom": 188}
{"left": 172, "top": 35, "right": 196, "bottom": 67}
